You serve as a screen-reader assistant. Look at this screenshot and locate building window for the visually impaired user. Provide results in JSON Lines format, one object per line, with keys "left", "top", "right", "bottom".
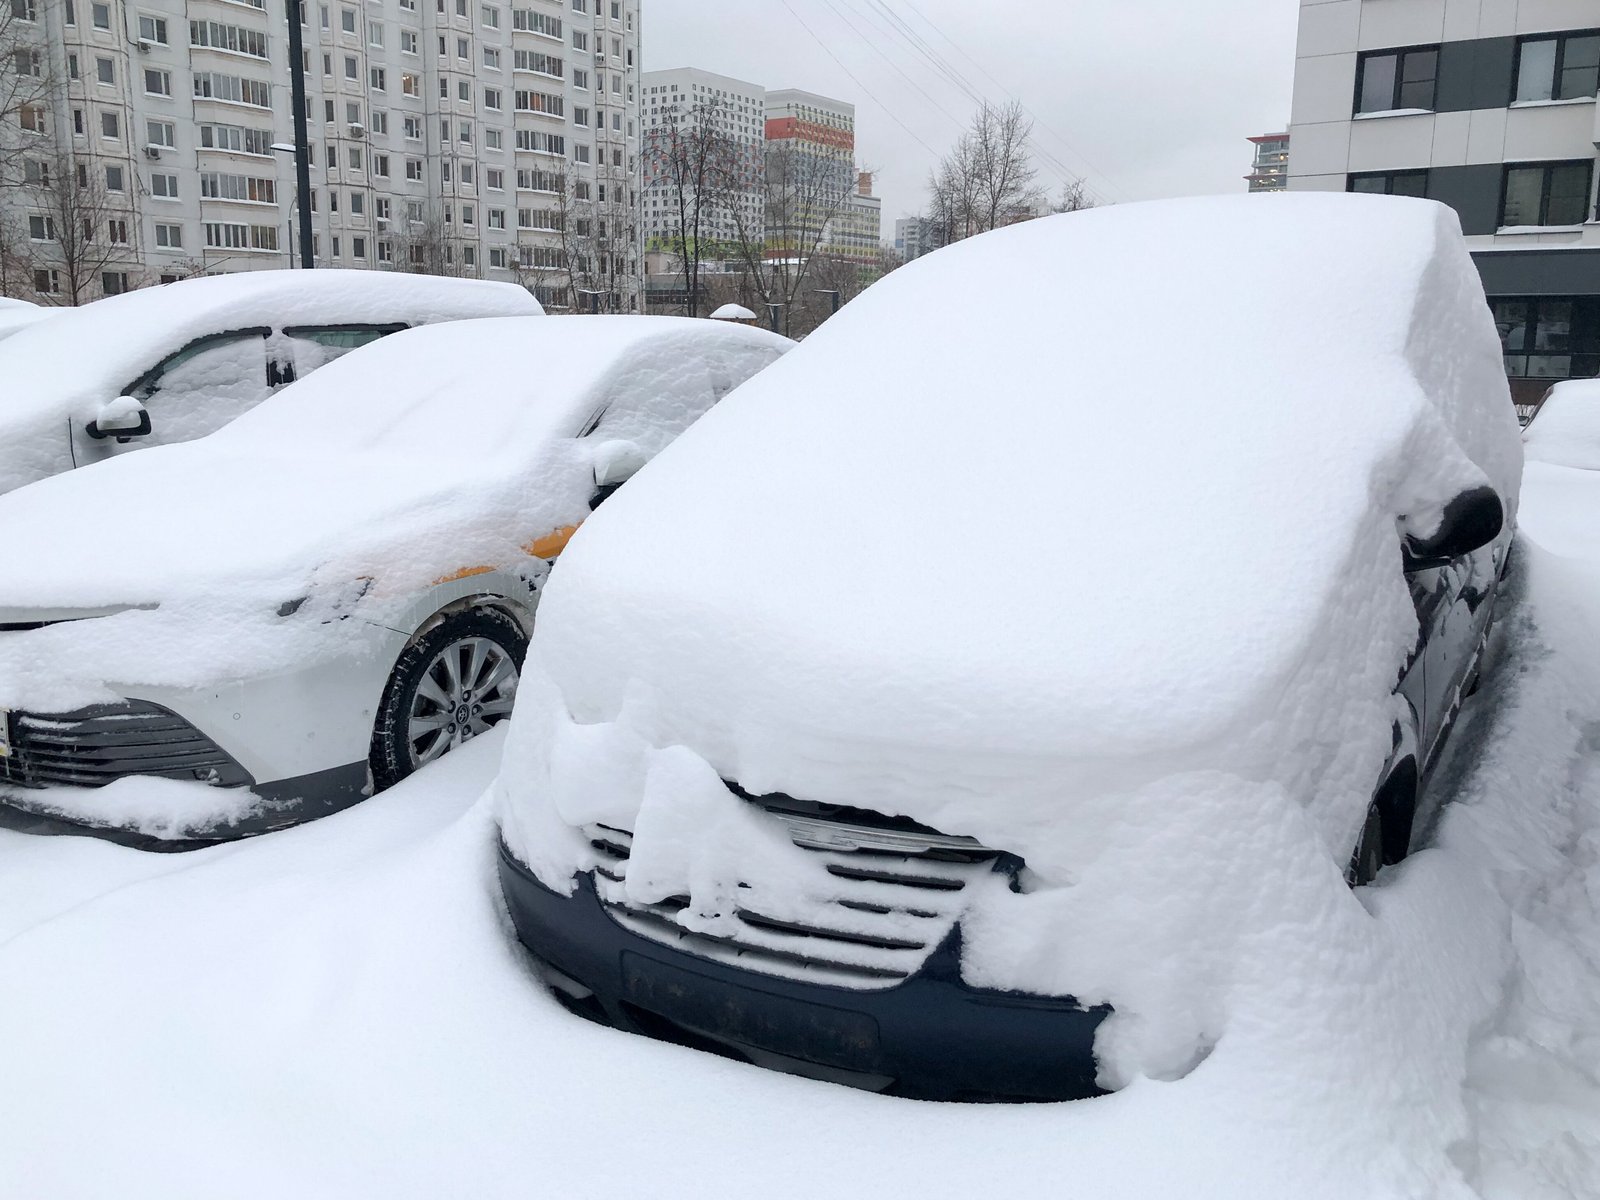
{"left": 27, "top": 214, "right": 54, "bottom": 241}
{"left": 1500, "top": 160, "right": 1593, "bottom": 228}
{"left": 1494, "top": 297, "right": 1600, "bottom": 379}
{"left": 104, "top": 164, "right": 124, "bottom": 191}
{"left": 1347, "top": 170, "right": 1428, "bottom": 197}
{"left": 146, "top": 118, "right": 175, "bottom": 146}
{"left": 90, "top": 1, "right": 108, "bottom": 28}
{"left": 23, "top": 158, "right": 47, "bottom": 185}
{"left": 370, "top": 111, "right": 387, "bottom": 135}
{"left": 401, "top": 29, "right": 417, "bottom": 53}
{"left": 1355, "top": 46, "right": 1438, "bottom": 114}
{"left": 34, "top": 268, "right": 59, "bottom": 294}
{"left": 373, "top": 153, "right": 389, "bottom": 176}
{"left": 340, "top": 6, "right": 356, "bottom": 32}
{"left": 370, "top": 66, "right": 386, "bottom": 90}
{"left": 107, "top": 218, "right": 128, "bottom": 244}
{"left": 1514, "top": 32, "right": 1600, "bottom": 103}
{"left": 405, "top": 158, "right": 423, "bottom": 181}
{"left": 137, "top": 13, "right": 167, "bottom": 42}
{"left": 143, "top": 68, "right": 171, "bottom": 96}
{"left": 484, "top": 86, "right": 502, "bottom": 110}
{"left": 102, "top": 272, "right": 130, "bottom": 295}
{"left": 100, "top": 110, "right": 119, "bottom": 139}
{"left": 151, "top": 172, "right": 178, "bottom": 198}
{"left": 154, "top": 222, "right": 183, "bottom": 248}
{"left": 95, "top": 56, "right": 114, "bottom": 84}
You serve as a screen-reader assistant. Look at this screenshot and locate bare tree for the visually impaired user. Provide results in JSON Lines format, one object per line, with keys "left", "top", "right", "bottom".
{"left": 721, "top": 136, "right": 858, "bottom": 335}
{"left": 643, "top": 96, "right": 744, "bottom": 318}
{"left": 22, "top": 147, "right": 138, "bottom": 304}
{"left": 0, "top": 0, "right": 50, "bottom": 173}
{"left": 1052, "top": 178, "right": 1097, "bottom": 214}
{"left": 926, "top": 101, "right": 1046, "bottom": 244}
{"left": 389, "top": 208, "right": 468, "bottom": 278}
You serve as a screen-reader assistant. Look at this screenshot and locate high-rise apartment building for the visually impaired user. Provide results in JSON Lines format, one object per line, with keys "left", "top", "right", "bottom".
{"left": 640, "top": 66, "right": 764, "bottom": 253}
{"left": 1245, "top": 132, "right": 1289, "bottom": 191}
{"left": 1, "top": 0, "right": 642, "bottom": 309}
{"left": 764, "top": 86, "right": 877, "bottom": 258}
{"left": 893, "top": 214, "right": 933, "bottom": 262}
{"left": 1288, "top": 0, "right": 1600, "bottom": 403}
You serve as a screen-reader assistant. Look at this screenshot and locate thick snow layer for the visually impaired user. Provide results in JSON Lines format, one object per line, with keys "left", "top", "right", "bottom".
{"left": 0, "top": 270, "right": 541, "bottom": 495}
{"left": 0, "top": 461, "right": 1598, "bottom": 1196}
{"left": 1525, "top": 380, "right": 1600, "bottom": 471}
{"left": 710, "top": 303, "right": 757, "bottom": 320}
{"left": 498, "top": 194, "right": 1521, "bottom": 1081}
{"left": 0, "top": 303, "right": 55, "bottom": 342}
{"left": 0, "top": 316, "right": 790, "bottom": 714}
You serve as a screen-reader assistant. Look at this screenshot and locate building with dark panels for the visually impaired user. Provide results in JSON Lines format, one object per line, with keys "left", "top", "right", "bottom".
{"left": 1288, "top": 0, "right": 1600, "bottom": 404}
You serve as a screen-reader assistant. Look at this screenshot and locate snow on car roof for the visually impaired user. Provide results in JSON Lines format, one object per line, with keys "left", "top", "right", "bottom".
{"left": 1524, "top": 379, "right": 1600, "bottom": 471}
{"left": 0, "top": 268, "right": 540, "bottom": 413}
{"left": 528, "top": 193, "right": 1520, "bottom": 793}
{"left": 0, "top": 316, "right": 791, "bottom": 618}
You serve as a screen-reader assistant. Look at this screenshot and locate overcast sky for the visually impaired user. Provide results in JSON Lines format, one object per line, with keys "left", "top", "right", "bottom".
{"left": 642, "top": 0, "right": 1299, "bottom": 228}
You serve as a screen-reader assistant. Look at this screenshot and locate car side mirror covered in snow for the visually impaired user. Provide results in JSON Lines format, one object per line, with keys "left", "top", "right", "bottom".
{"left": 590, "top": 440, "right": 647, "bottom": 509}
{"left": 85, "top": 396, "right": 152, "bottom": 442}
{"left": 1401, "top": 485, "right": 1504, "bottom": 572}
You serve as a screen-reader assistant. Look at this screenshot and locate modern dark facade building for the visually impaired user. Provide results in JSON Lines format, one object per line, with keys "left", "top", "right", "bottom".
{"left": 1289, "top": 0, "right": 1600, "bottom": 404}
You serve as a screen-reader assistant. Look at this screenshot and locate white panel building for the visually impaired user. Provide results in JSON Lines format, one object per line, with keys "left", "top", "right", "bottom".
{"left": 1288, "top": 0, "right": 1600, "bottom": 404}
{"left": 640, "top": 66, "right": 765, "bottom": 253}
{"left": 1, "top": 0, "right": 642, "bottom": 309}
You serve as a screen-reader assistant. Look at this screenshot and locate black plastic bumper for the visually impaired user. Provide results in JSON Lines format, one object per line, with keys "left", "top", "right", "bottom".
{"left": 497, "top": 838, "right": 1108, "bottom": 1102}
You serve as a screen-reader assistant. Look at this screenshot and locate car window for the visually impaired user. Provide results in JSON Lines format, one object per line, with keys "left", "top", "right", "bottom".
{"left": 281, "top": 323, "right": 407, "bottom": 382}
{"left": 123, "top": 327, "right": 273, "bottom": 447}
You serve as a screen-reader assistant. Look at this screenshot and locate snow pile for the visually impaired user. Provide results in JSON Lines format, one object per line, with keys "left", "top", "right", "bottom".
{"left": 0, "top": 269, "right": 541, "bottom": 495}
{"left": 499, "top": 193, "right": 1521, "bottom": 1089}
{"left": 1524, "top": 379, "right": 1600, "bottom": 471}
{"left": 709, "top": 303, "right": 757, "bottom": 321}
{"left": 0, "top": 316, "right": 790, "bottom": 717}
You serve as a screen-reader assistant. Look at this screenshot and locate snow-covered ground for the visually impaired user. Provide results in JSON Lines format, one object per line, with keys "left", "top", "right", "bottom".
{"left": 0, "top": 460, "right": 1597, "bottom": 1199}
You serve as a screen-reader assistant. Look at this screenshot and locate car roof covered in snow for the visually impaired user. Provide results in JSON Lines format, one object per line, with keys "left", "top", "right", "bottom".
{"left": 527, "top": 193, "right": 1522, "bottom": 785}
{"left": 0, "top": 315, "right": 793, "bottom": 613}
{"left": 1524, "top": 380, "right": 1600, "bottom": 471}
{"left": 0, "top": 269, "right": 539, "bottom": 401}
{"left": 0, "top": 269, "right": 542, "bottom": 494}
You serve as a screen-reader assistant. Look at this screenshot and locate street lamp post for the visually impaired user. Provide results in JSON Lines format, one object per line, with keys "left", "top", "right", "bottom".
{"left": 282, "top": 0, "right": 315, "bottom": 270}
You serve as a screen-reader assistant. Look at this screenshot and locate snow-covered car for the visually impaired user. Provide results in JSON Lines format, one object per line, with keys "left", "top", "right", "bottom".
{"left": 493, "top": 195, "right": 1522, "bottom": 1102}
{"left": 1523, "top": 379, "right": 1600, "bottom": 471}
{"left": 0, "top": 316, "right": 792, "bottom": 845}
{"left": 0, "top": 298, "right": 55, "bottom": 343}
{"left": 0, "top": 270, "right": 541, "bottom": 497}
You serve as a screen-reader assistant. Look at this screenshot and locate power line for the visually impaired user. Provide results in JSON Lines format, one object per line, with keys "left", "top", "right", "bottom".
{"left": 775, "top": 0, "right": 942, "bottom": 158}
{"left": 883, "top": 0, "right": 1132, "bottom": 203}
{"left": 812, "top": 0, "right": 969, "bottom": 134}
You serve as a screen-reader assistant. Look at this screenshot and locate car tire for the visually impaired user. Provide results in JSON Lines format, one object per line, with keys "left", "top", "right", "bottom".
{"left": 370, "top": 606, "right": 529, "bottom": 791}
{"left": 1347, "top": 802, "right": 1385, "bottom": 887}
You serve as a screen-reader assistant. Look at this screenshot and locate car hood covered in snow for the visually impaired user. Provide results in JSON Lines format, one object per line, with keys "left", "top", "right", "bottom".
{"left": 1524, "top": 379, "right": 1600, "bottom": 471}
{"left": 0, "top": 269, "right": 541, "bottom": 496}
{"left": 0, "top": 315, "right": 790, "bottom": 710}
{"left": 497, "top": 194, "right": 1522, "bottom": 1084}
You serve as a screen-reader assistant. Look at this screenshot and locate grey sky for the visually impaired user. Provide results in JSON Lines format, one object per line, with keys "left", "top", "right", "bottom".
{"left": 642, "top": 0, "right": 1299, "bottom": 228}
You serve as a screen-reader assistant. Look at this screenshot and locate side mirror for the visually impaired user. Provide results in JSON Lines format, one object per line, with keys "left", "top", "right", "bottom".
{"left": 1402, "top": 485, "right": 1504, "bottom": 572}
{"left": 589, "top": 440, "right": 646, "bottom": 509}
{"left": 85, "top": 396, "right": 152, "bottom": 442}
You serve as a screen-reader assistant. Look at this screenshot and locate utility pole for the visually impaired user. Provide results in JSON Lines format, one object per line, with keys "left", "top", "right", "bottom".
{"left": 284, "top": 0, "right": 316, "bottom": 269}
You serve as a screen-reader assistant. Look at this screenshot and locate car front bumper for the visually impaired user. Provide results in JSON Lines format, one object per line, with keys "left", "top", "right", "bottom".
{"left": 497, "top": 838, "right": 1109, "bottom": 1102}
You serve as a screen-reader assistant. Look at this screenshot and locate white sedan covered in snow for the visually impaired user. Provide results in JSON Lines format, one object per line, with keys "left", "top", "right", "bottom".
{"left": 494, "top": 194, "right": 1522, "bottom": 1102}
{"left": 0, "top": 269, "right": 540, "bottom": 496}
{"left": 0, "top": 316, "right": 791, "bottom": 844}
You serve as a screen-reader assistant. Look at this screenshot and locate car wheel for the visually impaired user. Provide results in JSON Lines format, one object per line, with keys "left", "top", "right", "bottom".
{"left": 370, "top": 606, "right": 528, "bottom": 790}
{"left": 1347, "top": 802, "right": 1384, "bottom": 887}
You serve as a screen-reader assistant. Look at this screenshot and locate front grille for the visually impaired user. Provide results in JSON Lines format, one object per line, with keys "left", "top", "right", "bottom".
{"left": 0, "top": 702, "right": 251, "bottom": 790}
{"left": 587, "top": 798, "right": 1016, "bottom": 990}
